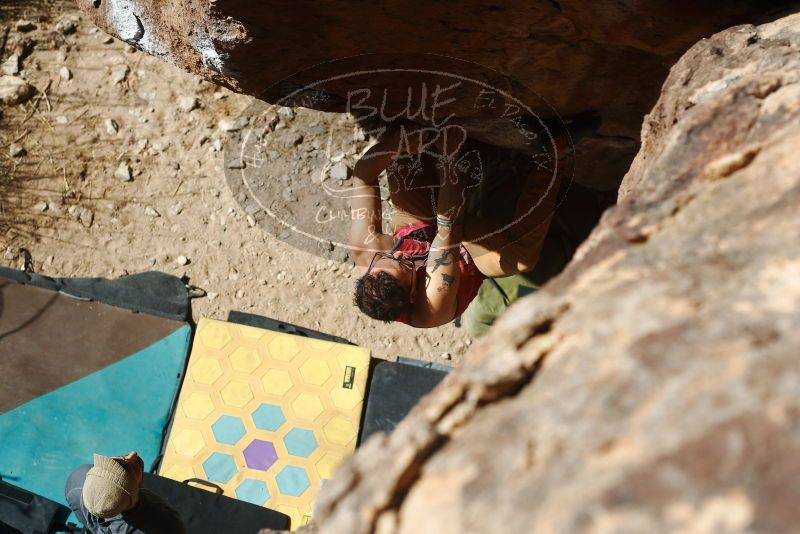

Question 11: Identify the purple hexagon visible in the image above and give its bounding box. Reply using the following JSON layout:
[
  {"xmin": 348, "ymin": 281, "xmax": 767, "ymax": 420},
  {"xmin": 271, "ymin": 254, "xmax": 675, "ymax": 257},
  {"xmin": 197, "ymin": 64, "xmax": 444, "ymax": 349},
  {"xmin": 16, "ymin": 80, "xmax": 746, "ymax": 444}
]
[{"xmin": 243, "ymin": 439, "xmax": 278, "ymax": 471}]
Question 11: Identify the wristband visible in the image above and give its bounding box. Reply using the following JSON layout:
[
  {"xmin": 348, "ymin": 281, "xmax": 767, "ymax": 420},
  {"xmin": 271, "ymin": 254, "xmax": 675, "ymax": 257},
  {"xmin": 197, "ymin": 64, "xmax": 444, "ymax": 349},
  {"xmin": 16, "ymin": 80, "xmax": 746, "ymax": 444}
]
[{"xmin": 436, "ymin": 214, "xmax": 454, "ymax": 229}]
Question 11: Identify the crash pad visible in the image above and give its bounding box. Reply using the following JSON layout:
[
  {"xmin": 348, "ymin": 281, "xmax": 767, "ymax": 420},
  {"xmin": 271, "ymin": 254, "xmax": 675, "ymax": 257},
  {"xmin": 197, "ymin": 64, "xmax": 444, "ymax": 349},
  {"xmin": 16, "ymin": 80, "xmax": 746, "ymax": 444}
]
[
  {"xmin": 360, "ymin": 359, "xmax": 449, "ymax": 444},
  {"xmin": 0, "ymin": 276, "xmax": 190, "ymax": 508},
  {"xmin": 159, "ymin": 318, "xmax": 370, "ymax": 530}
]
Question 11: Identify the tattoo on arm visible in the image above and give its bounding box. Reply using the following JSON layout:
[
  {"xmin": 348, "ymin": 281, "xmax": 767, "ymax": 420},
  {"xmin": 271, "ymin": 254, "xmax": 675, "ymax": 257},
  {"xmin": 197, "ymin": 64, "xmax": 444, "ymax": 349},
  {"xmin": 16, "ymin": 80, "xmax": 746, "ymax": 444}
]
[
  {"xmin": 437, "ymin": 273, "xmax": 456, "ymax": 293},
  {"xmin": 431, "ymin": 250, "xmax": 454, "ymax": 272}
]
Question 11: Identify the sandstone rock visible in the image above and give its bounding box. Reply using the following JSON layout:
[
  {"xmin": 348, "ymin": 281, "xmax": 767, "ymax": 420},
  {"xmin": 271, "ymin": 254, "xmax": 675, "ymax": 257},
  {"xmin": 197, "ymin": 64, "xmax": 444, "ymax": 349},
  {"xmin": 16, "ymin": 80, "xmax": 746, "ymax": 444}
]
[
  {"xmin": 0, "ymin": 75, "xmax": 35, "ymax": 105},
  {"xmin": 258, "ymin": 12, "xmax": 800, "ymax": 534},
  {"xmin": 78, "ymin": 1, "xmax": 797, "ymax": 191}
]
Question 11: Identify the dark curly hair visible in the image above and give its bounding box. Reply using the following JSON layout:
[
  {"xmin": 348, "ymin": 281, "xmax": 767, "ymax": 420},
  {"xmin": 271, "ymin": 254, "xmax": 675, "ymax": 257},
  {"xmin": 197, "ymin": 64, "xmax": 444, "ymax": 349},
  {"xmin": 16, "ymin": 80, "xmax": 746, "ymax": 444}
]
[{"xmin": 353, "ymin": 270, "xmax": 410, "ymax": 322}]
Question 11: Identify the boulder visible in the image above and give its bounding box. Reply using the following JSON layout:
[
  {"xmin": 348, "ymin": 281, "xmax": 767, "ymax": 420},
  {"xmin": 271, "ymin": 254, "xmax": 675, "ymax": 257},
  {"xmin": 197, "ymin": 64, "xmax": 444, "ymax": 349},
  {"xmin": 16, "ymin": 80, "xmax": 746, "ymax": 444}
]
[
  {"xmin": 253, "ymin": 12, "xmax": 800, "ymax": 534},
  {"xmin": 75, "ymin": 0, "xmax": 796, "ymax": 190}
]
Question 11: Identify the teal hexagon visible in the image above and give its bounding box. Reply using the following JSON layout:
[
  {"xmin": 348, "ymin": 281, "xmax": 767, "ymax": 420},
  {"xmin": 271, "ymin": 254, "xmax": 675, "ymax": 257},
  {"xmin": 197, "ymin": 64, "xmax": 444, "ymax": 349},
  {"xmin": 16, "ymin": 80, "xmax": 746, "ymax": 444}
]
[
  {"xmin": 235, "ymin": 478, "xmax": 270, "ymax": 505},
  {"xmin": 211, "ymin": 415, "xmax": 246, "ymax": 445},
  {"xmin": 276, "ymin": 465, "xmax": 310, "ymax": 497},
  {"xmin": 283, "ymin": 428, "xmax": 317, "ymax": 458},
  {"xmin": 202, "ymin": 452, "xmax": 237, "ymax": 484},
  {"xmin": 252, "ymin": 403, "xmax": 286, "ymax": 432}
]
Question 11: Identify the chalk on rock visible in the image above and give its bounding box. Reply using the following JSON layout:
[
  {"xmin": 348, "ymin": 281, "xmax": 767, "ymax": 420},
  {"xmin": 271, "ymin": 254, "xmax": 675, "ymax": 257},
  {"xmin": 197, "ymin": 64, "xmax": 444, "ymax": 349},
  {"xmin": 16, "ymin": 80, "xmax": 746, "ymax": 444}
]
[
  {"xmin": 9, "ymin": 143, "xmax": 26, "ymax": 157},
  {"xmin": 0, "ymin": 75, "xmax": 35, "ymax": 105},
  {"xmin": 114, "ymin": 161, "xmax": 132, "ymax": 182},
  {"xmin": 144, "ymin": 206, "xmax": 160, "ymax": 218},
  {"xmin": 59, "ymin": 66, "xmax": 72, "ymax": 81}
]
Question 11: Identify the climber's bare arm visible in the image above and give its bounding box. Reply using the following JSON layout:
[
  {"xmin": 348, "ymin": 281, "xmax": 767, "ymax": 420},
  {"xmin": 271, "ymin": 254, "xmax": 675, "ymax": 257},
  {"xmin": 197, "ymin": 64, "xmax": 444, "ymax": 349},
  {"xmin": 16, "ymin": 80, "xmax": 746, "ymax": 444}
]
[
  {"xmin": 411, "ymin": 133, "xmax": 466, "ymax": 327},
  {"xmin": 349, "ymin": 138, "xmax": 399, "ymax": 267}
]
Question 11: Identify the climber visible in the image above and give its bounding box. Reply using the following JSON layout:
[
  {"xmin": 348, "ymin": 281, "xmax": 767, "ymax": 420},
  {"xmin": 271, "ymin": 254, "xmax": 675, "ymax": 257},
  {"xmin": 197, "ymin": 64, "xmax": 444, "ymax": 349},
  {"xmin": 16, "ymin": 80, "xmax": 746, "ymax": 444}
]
[
  {"xmin": 65, "ymin": 451, "xmax": 186, "ymax": 534},
  {"xmin": 350, "ymin": 122, "xmax": 561, "ymax": 328}
]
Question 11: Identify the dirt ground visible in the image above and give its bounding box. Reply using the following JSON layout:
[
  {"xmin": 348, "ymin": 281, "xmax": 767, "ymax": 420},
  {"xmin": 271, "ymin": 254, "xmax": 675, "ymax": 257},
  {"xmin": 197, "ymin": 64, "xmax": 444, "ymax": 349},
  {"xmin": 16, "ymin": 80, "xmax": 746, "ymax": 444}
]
[{"xmin": 0, "ymin": 1, "xmax": 472, "ymax": 362}]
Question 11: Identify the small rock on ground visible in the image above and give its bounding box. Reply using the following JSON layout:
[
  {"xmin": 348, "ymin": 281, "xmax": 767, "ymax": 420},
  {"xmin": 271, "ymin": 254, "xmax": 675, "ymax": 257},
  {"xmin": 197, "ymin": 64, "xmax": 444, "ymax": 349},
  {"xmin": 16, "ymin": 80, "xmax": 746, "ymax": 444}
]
[
  {"xmin": 177, "ymin": 96, "xmax": 199, "ymax": 112},
  {"xmin": 105, "ymin": 118, "xmax": 119, "ymax": 135},
  {"xmin": 218, "ymin": 117, "xmax": 249, "ymax": 132},
  {"xmin": 329, "ymin": 162, "xmax": 350, "ymax": 180},
  {"xmin": 2, "ymin": 54, "xmax": 21, "ymax": 76},
  {"xmin": 16, "ymin": 20, "xmax": 37, "ymax": 32},
  {"xmin": 56, "ymin": 17, "xmax": 78, "ymax": 35},
  {"xmin": 114, "ymin": 161, "xmax": 132, "ymax": 182},
  {"xmin": 0, "ymin": 75, "xmax": 35, "ymax": 105}
]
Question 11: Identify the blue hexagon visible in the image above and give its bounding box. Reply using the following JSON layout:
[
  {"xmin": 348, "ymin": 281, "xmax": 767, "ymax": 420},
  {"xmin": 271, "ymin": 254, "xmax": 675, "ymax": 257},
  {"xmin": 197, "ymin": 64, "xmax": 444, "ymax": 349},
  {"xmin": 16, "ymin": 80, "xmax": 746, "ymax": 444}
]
[
  {"xmin": 283, "ymin": 428, "xmax": 317, "ymax": 458},
  {"xmin": 211, "ymin": 415, "xmax": 246, "ymax": 445},
  {"xmin": 202, "ymin": 452, "xmax": 237, "ymax": 484},
  {"xmin": 252, "ymin": 403, "xmax": 285, "ymax": 432},
  {"xmin": 235, "ymin": 478, "xmax": 270, "ymax": 505},
  {"xmin": 276, "ymin": 465, "xmax": 310, "ymax": 497}
]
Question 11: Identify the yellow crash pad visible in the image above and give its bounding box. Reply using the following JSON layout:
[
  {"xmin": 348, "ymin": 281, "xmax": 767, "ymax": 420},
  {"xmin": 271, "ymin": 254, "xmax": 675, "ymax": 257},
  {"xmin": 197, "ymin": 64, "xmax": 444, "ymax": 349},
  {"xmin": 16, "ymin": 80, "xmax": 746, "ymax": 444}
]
[{"xmin": 159, "ymin": 318, "xmax": 370, "ymax": 529}]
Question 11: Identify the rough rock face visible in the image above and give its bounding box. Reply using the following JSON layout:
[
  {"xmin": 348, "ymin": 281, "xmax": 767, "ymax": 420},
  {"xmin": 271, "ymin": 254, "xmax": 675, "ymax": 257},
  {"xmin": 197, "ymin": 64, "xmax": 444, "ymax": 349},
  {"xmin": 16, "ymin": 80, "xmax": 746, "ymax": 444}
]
[
  {"xmin": 262, "ymin": 13, "xmax": 800, "ymax": 534},
  {"xmin": 75, "ymin": 0, "xmax": 796, "ymax": 190}
]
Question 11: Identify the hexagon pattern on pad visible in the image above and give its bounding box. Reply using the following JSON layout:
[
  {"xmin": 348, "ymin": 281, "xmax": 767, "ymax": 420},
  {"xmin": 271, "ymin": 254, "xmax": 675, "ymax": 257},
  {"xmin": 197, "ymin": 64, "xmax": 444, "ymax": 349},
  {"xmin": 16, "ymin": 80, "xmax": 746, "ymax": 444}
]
[
  {"xmin": 159, "ymin": 318, "xmax": 371, "ymax": 530},
  {"xmin": 244, "ymin": 439, "xmax": 278, "ymax": 470}
]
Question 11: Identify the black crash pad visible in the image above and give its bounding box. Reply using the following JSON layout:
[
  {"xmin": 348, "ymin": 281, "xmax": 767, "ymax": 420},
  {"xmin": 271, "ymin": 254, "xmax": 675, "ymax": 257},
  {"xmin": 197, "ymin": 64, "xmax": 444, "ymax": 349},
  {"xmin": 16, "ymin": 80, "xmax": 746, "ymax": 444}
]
[
  {"xmin": 141, "ymin": 474, "xmax": 290, "ymax": 533},
  {"xmin": 359, "ymin": 359, "xmax": 449, "ymax": 444}
]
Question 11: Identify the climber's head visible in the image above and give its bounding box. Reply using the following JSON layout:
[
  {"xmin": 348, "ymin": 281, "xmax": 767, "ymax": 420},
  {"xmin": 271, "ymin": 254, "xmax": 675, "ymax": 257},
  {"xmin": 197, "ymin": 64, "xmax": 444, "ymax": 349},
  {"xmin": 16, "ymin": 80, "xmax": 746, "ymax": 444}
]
[{"xmin": 353, "ymin": 253, "xmax": 418, "ymax": 322}]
